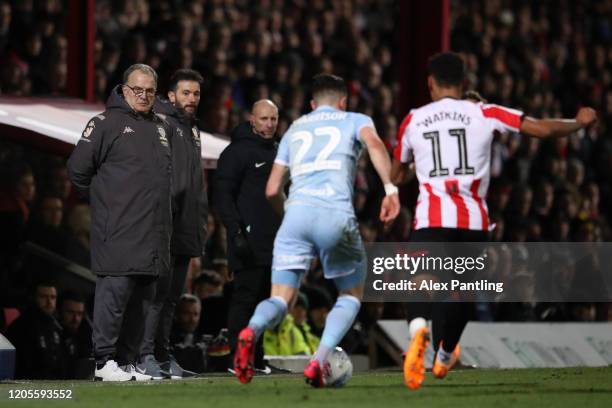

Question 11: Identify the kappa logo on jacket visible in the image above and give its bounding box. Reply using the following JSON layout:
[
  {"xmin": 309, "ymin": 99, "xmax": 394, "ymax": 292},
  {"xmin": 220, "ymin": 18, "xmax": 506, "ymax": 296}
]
[
  {"xmin": 177, "ymin": 128, "xmax": 184, "ymax": 138},
  {"xmin": 122, "ymin": 126, "xmax": 135, "ymax": 134}
]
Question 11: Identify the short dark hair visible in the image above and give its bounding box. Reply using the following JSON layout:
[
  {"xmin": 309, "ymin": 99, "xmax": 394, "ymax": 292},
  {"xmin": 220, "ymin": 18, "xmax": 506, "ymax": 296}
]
[
  {"xmin": 311, "ymin": 73, "xmax": 347, "ymax": 100},
  {"xmin": 463, "ymin": 90, "xmax": 487, "ymax": 103},
  {"xmin": 168, "ymin": 69, "xmax": 204, "ymax": 92},
  {"xmin": 295, "ymin": 292, "xmax": 309, "ymax": 310},
  {"xmin": 428, "ymin": 52, "xmax": 465, "ymax": 87},
  {"xmin": 59, "ymin": 289, "xmax": 85, "ymax": 307},
  {"xmin": 32, "ymin": 279, "xmax": 56, "ymax": 291},
  {"xmin": 178, "ymin": 293, "xmax": 201, "ymax": 308}
]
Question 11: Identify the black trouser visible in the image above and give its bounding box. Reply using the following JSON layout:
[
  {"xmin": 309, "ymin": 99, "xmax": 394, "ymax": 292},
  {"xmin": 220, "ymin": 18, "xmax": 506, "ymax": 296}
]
[
  {"xmin": 406, "ymin": 227, "xmax": 487, "ymax": 353},
  {"xmin": 227, "ymin": 266, "xmax": 271, "ymax": 368},
  {"xmin": 140, "ymin": 255, "xmax": 190, "ymax": 361},
  {"xmin": 92, "ymin": 275, "xmax": 156, "ymax": 365}
]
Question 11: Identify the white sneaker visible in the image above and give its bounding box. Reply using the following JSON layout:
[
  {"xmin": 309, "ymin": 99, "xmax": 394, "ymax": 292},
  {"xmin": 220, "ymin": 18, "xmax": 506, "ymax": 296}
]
[
  {"xmin": 94, "ymin": 360, "xmax": 134, "ymax": 382},
  {"xmin": 122, "ymin": 364, "xmax": 153, "ymax": 381}
]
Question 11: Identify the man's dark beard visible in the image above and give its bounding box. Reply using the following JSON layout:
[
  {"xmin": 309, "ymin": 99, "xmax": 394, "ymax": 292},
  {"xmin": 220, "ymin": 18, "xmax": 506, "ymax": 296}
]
[{"xmin": 176, "ymin": 103, "xmax": 196, "ymax": 118}]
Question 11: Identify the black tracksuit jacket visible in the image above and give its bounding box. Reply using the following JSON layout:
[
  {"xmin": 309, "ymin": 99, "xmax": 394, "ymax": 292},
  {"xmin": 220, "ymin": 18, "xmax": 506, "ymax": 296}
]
[
  {"xmin": 67, "ymin": 86, "xmax": 173, "ymax": 277},
  {"xmin": 214, "ymin": 122, "xmax": 282, "ymax": 271},
  {"xmin": 155, "ymin": 98, "xmax": 208, "ymax": 257}
]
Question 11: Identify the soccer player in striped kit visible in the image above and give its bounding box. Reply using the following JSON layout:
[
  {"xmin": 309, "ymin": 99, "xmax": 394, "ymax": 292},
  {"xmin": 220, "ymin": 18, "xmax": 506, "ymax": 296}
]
[{"xmin": 391, "ymin": 52, "xmax": 597, "ymax": 389}]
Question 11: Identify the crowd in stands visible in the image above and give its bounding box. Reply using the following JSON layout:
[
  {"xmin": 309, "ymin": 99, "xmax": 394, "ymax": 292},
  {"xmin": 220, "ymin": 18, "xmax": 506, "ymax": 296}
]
[
  {"xmin": 451, "ymin": 0, "xmax": 611, "ymax": 321},
  {"xmin": 0, "ymin": 0, "xmax": 68, "ymax": 96},
  {"xmin": 0, "ymin": 0, "xmax": 610, "ymax": 378}
]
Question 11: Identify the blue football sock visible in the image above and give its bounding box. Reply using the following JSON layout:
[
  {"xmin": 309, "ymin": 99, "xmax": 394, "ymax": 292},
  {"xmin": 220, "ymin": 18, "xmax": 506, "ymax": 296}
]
[
  {"xmin": 248, "ymin": 296, "xmax": 288, "ymax": 339},
  {"xmin": 314, "ymin": 295, "xmax": 361, "ymax": 364}
]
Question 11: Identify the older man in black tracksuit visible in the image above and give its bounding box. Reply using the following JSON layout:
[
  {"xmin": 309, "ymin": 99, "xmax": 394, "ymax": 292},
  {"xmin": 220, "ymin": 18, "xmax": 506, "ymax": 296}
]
[
  {"xmin": 214, "ymin": 100, "xmax": 282, "ymax": 370},
  {"xmin": 137, "ymin": 69, "xmax": 208, "ymax": 379},
  {"xmin": 67, "ymin": 64, "xmax": 172, "ymax": 382}
]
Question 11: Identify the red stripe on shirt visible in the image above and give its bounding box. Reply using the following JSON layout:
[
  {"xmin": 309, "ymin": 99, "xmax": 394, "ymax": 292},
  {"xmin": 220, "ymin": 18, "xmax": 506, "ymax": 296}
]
[
  {"xmin": 445, "ymin": 179, "xmax": 470, "ymax": 229},
  {"xmin": 470, "ymin": 179, "xmax": 489, "ymax": 230},
  {"xmin": 423, "ymin": 183, "xmax": 441, "ymax": 228},
  {"xmin": 481, "ymin": 106, "xmax": 521, "ymax": 129},
  {"xmin": 393, "ymin": 112, "xmax": 413, "ymax": 161}
]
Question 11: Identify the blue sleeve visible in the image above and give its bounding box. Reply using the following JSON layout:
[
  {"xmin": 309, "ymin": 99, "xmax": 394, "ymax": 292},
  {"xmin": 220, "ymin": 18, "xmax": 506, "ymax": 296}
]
[
  {"xmin": 352, "ymin": 113, "xmax": 376, "ymax": 142},
  {"xmin": 275, "ymin": 130, "xmax": 290, "ymax": 166}
]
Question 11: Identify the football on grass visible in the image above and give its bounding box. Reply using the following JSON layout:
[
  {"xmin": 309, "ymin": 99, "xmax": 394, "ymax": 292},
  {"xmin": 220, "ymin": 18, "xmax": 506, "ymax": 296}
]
[{"xmin": 325, "ymin": 347, "xmax": 353, "ymax": 387}]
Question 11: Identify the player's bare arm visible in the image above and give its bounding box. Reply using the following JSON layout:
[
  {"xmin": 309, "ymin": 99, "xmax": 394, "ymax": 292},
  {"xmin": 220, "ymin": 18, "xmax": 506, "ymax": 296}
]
[
  {"xmin": 360, "ymin": 126, "xmax": 400, "ymax": 226},
  {"xmin": 265, "ymin": 163, "xmax": 289, "ymax": 216},
  {"xmin": 391, "ymin": 159, "xmax": 415, "ymax": 186},
  {"xmin": 520, "ymin": 107, "xmax": 597, "ymax": 139}
]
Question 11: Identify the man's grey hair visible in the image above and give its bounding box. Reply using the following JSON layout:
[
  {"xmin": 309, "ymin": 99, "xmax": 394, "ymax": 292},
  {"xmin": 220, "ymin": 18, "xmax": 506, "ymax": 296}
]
[
  {"xmin": 123, "ymin": 63, "xmax": 158, "ymax": 85},
  {"xmin": 179, "ymin": 293, "xmax": 201, "ymax": 308}
]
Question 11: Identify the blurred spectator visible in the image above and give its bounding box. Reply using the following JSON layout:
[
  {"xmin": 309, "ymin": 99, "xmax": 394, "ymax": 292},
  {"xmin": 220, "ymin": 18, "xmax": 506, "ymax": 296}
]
[
  {"xmin": 193, "ymin": 270, "xmax": 223, "ymax": 300},
  {"xmin": 0, "ymin": 162, "xmax": 35, "ymax": 227},
  {"xmin": 169, "ymin": 294, "xmax": 206, "ymax": 374},
  {"xmin": 263, "ymin": 291, "xmax": 319, "ymax": 356},
  {"xmin": 0, "ymin": 0, "xmax": 68, "ymax": 95},
  {"xmin": 44, "ymin": 161, "xmax": 73, "ymax": 204},
  {"xmin": 59, "ymin": 290, "xmax": 92, "ymax": 379},
  {"xmin": 5, "ymin": 281, "xmax": 67, "ymax": 379},
  {"xmin": 0, "ymin": 163, "xmax": 36, "ymax": 266},
  {"xmin": 194, "ymin": 271, "xmax": 228, "ymax": 337},
  {"xmin": 201, "ymin": 213, "xmax": 223, "ymax": 269},
  {"xmin": 171, "ymin": 294, "xmax": 201, "ymax": 347},
  {"xmin": 27, "ymin": 195, "xmax": 66, "ymax": 254},
  {"xmin": 302, "ymin": 286, "xmax": 333, "ymax": 338},
  {"xmin": 290, "ymin": 292, "xmax": 320, "ymax": 352},
  {"xmin": 531, "ymin": 180, "xmax": 554, "ymax": 223}
]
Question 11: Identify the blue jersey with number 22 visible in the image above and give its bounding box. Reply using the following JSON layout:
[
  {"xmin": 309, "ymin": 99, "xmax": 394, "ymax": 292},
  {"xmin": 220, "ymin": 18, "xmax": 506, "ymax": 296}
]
[{"xmin": 275, "ymin": 105, "xmax": 376, "ymax": 214}]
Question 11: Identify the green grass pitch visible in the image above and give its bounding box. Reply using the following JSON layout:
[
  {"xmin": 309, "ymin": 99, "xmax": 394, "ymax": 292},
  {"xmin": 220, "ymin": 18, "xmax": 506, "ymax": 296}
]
[{"xmin": 1, "ymin": 367, "xmax": 611, "ymax": 408}]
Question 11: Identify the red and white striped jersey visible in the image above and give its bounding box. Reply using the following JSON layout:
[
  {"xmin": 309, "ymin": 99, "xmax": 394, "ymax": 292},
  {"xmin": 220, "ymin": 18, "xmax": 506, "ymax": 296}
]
[{"xmin": 394, "ymin": 97, "xmax": 523, "ymax": 231}]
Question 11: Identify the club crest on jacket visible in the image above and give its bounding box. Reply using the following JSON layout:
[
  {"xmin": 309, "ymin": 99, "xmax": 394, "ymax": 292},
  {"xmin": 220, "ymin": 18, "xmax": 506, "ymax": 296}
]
[{"xmin": 157, "ymin": 125, "xmax": 169, "ymax": 146}]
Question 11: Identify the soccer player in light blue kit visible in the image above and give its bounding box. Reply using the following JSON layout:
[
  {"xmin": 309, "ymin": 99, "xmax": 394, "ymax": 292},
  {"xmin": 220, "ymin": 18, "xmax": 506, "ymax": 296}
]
[{"xmin": 234, "ymin": 74, "xmax": 400, "ymax": 387}]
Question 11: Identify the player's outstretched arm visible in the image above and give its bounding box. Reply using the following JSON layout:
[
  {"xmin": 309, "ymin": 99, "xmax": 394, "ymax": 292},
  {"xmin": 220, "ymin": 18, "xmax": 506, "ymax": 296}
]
[
  {"xmin": 360, "ymin": 127, "xmax": 400, "ymax": 227},
  {"xmin": 520, "ymin": 107, "xmax": 597, "ymax": 139},
  {"xmin": 391, "ymin": 159, "xmax": 415, "ymax": 186},
  {"xmin": 265, "ymin": 163, "xmax": 289, "ymax": 216}
]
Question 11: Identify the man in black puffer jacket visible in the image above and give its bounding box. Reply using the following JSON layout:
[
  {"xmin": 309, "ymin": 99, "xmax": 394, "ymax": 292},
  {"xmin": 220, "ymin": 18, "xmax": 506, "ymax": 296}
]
[
  {"xmin": 137, "ymin": 69, "xmax": 208, "ymax": 379},
  {"xmin": 214, "ymin": 99, "xmax": 282, "ymax": 369},
  {"xmin": 68, "ymin": 64, "xmax": 172, "ymax": 382}
]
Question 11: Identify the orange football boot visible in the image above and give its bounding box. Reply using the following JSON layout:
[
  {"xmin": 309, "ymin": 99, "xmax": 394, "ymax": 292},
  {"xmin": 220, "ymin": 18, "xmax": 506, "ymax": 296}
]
[
  {"xmin": 432, "ymin": 342, "xmax": 461, "ymax": 379},
  {"xmin": 403, "ymin": 327, "xmax": 430, "ymax": 390}
]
